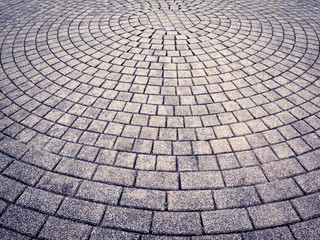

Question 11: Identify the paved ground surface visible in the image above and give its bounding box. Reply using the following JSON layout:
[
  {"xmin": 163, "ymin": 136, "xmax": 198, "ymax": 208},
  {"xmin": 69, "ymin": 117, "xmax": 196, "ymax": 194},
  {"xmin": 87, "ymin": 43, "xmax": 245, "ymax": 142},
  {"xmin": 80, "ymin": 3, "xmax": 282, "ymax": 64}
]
[{"xmin": 0, "ymin": 0, "xmax": 319, "ymax": 239}]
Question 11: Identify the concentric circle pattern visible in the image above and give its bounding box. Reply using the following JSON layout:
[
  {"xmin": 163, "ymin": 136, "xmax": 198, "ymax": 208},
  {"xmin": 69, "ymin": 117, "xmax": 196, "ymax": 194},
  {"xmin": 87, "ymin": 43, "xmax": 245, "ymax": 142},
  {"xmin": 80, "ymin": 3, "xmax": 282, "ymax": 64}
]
[{"xmin": 0, "ymin": 0, "xmax": 319, "ymax": 238}]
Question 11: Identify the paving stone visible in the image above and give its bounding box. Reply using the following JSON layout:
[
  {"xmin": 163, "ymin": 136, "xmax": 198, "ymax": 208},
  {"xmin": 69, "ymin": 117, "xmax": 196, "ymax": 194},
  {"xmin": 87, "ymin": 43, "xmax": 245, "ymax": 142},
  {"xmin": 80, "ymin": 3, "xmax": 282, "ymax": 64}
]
[
  {"xmin": 0, "ymin": 175, "xmax": 25, "ymax": 202},
  {"xmin": 136, "ymin": 171, "xmax": 179, "ymax": 190},
  {"xmin": 59, "ymin": 142, "xmax": 82, "ymax": 157},
  {"xmin": 0, "ymin": 199, "xmax": 7, "ymax": 214},
  {"xmin": 0, "ymin": 137, "xmax": 28, "ymax": 159},
  {"xmin": 192, "ymin": 141, "xmax": 212, "ymax": 155},
  {"xmin": 133, "ymin": 139, "xmax": 153, "ymax": 154},
  {"xmin": 120, "ymin": 188, "xmax": 165, "ymax": 210},
  {"xmin": 223, "ymin": 166, "xmax": 267, "ymax": 187},
  {"xmin": 77, "ymin": 146, "xmax": 99, "ymax": 161},
  {"xmin": 55, "ymin": 157, "xmax": 96, "ymax": 179},
  {"xmin": 153, "ymin": 141, "xmax": 172, "ymax": 155},
  {"xmin": 95, "ymin": 134, "xmax": 116, "ymax": 149},
  {"xmin": 214, "ymin": 186, "xmax": 260, "ymax": 209},
  {"xmin": 229, "ymin": 137, "xmax": 251, "ymax": 151},
  {"xmin": 39, "ymin": 216, "xmax": 92, "ymax": 240},
  {"xmin": 246, "ymin": 133, "xmax": 268, "ymax": 149},
  {"xmin": 168, "ymin": 190, "xmax": 214, "ymax": 211},
  {"xmin": 0, "ymin": 152, "xmax": 14, "ymax": 171},
  {"xmin": 90, "ymin": 227, "xmax": 140, "ymax": 240},
  {"xmin": 271, "ymin": 143, "xmax": 296, "ymax": 159},
  {"xmin": 3, "ymin": 161, "xmax": 44, "ymax": 185},
  {"xmin": 217, "ymin": 153, "xmax": 240, "ymax": 170},
  {"xmin": 135, "ymin": 154, "xmax": 156, "ymax": 170},
  {"xmin": 57, "ymin": 197, "xmax": 105, "ymax": 224},
  {"xmin": 235, "ymin": 151, "xmax": 259, "ymax": 167},
  {"xmin": 191, "ymin": 234, "xmax": 241, "ymax": 240},
  {"xmin": 177, "ymin": 156, "xmax": 198, "ymax": 171},
  {"xmin": 202, "ymin": 209, "xmax": 253, "ymax": 234},
  {"xmin": 93, "ymin": 165, "xmax": 136, "ymax": 186},
  {"xmin": 181, "ymin": 171, "xmax": 224, "ymax": 190},
  {"xmin": 0, "ymin": 228, "xmax": 31, "ymax": 240},
  {"xmin": 198, "ymin": 155, "xmax": 219, "ymax": 170},
  {"xmin": 37, "ymin": 172, "xmax": 81, "ymax": 196},
  {"xmin": 248, "ymin": 201, "xmax": 300, "ymax": 228},
  {"xmin": 115, "ymin": 152, "xmax": 136, "ymax": 168},
  {"xmin": 101, "ymin": 206, "xmax": 152, "ymax": 233},
  {"xmin": 0, "ymin": 205, "xmax": 47, "ymax": 237},
  {"xmin": 21, "ymin": 148, "xmax": 60, "ymax": 170},
  {"xmin": 17, "ymin": 187, "xmax": 63, "ymax": 214},
  {"xmin": 114, "ymin": 137, "xmax": 134, "ymax": 151},
  {"xmin": 297, "ymin": 149, "xmax": 320, "ymax": 171},
  {"xmin": 76, "ymin": 180, "xmax": 122, "ymax": 204},
  {"xmin": 153, "ymin": 212, "xmax": 201, "ymax": 235},
  {"xmin": 95, "ymin": 149, "xmax": 117, "ymax": 165},
  {"xmin": 256, "ymin": 178, "xmax": 303, "ymax": 203},
  {"xmin": 254, "ymin": 146, "xmax": 278, "ymax": 163},
  {"xmin": 210, "ymin": 139, "xmax": 232, "ymax": 154},
  {"xmin": 143, "ymin": 236, "xmax": 191, "ymax": 240},
  {"xmin": 291, "ymin": 193, "xmax": 320, "ymax": 220},
  {"xmin": 156, "ymin": 155, "xmax": 177, "ymax": 171},
  {"xmin": 242, "ymin": 226, "xmax": 294, "ymax": 240},
  {"xmin": 262, "ymin": 129, "xmax": 284, "ymax": 144},
  {"xmin": 262, "ymin": 158, "xmax": 305, "ymax": 180},
  {"xmin": 295, "ymin": 170, "xmax": 320, "ymax": 193},
  {"xmin": 290, "ymin": 217, "xmax": 320, "ymax": 240}
]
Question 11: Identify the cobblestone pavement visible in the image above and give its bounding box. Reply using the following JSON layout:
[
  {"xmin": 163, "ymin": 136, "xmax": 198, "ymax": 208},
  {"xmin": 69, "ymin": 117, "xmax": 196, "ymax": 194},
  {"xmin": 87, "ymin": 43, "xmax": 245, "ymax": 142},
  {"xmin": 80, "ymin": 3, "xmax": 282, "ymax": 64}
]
[{"xmin": 0, "ymin": 0, "xmax": 319, "ymax": 239}]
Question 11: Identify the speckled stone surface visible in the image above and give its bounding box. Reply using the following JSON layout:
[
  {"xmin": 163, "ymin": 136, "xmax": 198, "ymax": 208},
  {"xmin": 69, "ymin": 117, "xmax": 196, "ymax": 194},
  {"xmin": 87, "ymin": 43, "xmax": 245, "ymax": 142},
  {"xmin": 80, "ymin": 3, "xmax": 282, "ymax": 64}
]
[{"xmin": 0, "ymin": 0, "xmax": 319, "ymax": 238}]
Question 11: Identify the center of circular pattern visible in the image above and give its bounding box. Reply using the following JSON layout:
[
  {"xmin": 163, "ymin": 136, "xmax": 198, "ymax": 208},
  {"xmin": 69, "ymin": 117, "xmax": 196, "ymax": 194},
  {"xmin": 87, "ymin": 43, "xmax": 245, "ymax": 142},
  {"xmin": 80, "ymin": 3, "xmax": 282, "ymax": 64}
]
[{"xmin": 137, "ymin": 10, "xmax": 202, "ymax": 32}]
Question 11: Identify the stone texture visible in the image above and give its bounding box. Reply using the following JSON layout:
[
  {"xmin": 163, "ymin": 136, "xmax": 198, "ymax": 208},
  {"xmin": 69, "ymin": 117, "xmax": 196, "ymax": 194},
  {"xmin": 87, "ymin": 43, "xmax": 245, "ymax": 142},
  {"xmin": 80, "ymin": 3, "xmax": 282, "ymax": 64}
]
[
  {"xmin": 136, "ymin": 171, "xmax": 179, "ymax": 190},
  {"xmin": 192, "ymin": 234, "xmax": 241, "ymax": 240},
  {"xmin": 0, "ymin": 228, "xmax": 31, "ymax": 240},
  {"xmin": 17, "ymin": 187, "xmax": 63, "ymax": 214},
  {"xmin": 291, "ymin": 193, "xmax": 320, "ymax": 220},
  {"xmin": 0, "ymin": 0, "xmax": 319, "ymax": 238},
  {"xmin": 102, "ymin": 206, "xmax": 152, "ymax": 233},
  {"xmin": 76, "ymin": 180, "xmax": 122, "ymax": 204},
  {"xmin": 120, "ymin": 188, "xmax": 166, "ymax": 210},
  {"xmin": 248, "ymin": 202, "xmax": 300, "ymax": 228},
  {"xmin": 223, "ymin": 166, "xmax": 267, "ymax": 187},
  {"xmin": 297, "ymin": 149, "xmax": 320, "ymax": 171},
  {"xmin": 37, "ymin": 172, "xmax": 81, "ymax": 196},
  {"xmin": 262, "ymin": 158, "xmax": 305, "ymax": 180},
  {"xmin": 181, "ymin": 171, "xmax": 224, "ymax": 190},
  {"xmin": 256, "ymin": 178, "xmax": 303, "ymax": 203},
  {"xmin": 0, "ymin": 152, "xmax": 13, "ymax": 171},
  {"xmin": 202, "ymin": 209, "xmax": 253, "ymax": 234},
  {"xmin": 57, "ymin": 197, "xmax": 105, "ymax": 224},
  {"xmin": 3, "ymin": 161, "xmax": 44, "ymax": 185},
  {"xmin": 93, "ymin": 165, "xmax": 136, "ymax": 186},
  {"xmin": 90, "ymin": 227, "xmax": 140, "ymax": 240},
  {"xmin": 295, "ymin": 170, "xmax": 320, "ymax": 193},
  {"xmin": 39, "ymin": 216, "xmax": 92, "ymax": 240},
  {"xmin": 21, "ymin": 148, "xmax": 60, "ymax": 170},
  {"xmin": 0, "ymin": 137, "xmax": 28, "ymax": 159},
  {"xmin": 55, "ymin": 157, "xmax": 96, "ymax": 179},
  {"xmin": 214, "ymin": 186, "xmax": 260, "ymax": 209},
  {"xmin": 0, "ymin": 205, "xmax": 47, "ymax": 237},
  {"xmin": 0, "ymin": 175, "xmax": 25, "ymax": 202},
  {"xmin": 290, "ymin": 218, "xmax": 320, "ymax": 240},
  {"xmin": 168, "ymin": 190, "xmax": 214, "ymax": 211},
  {"xmin": 153, "ymin": 212, "xmax": 202, "ymax": 235},
  {"xmin": 242, "ymin": 227, "xmax": 294, "ymax": 240}
]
